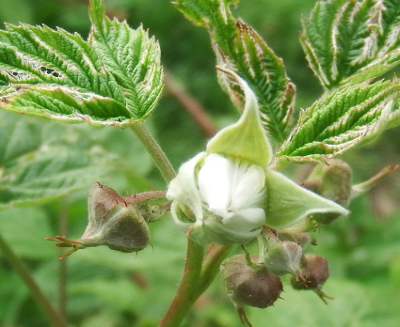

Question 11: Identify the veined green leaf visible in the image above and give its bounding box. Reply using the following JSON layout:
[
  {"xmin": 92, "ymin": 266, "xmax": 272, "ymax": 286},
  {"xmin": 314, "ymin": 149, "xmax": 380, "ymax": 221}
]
[
  {"xmin": 88, "ymin": 0, "xmax": 163, "ymax": 120},
  {"xmin": 174, "ymin": 0, "xmax": 295, "ymax": 143},
  {"xmin": 0, "ymin": 110, "xmax": 41, "ymax": 164},
  {"xmin": 302, "ymin": 0, "xmax": 400, "ymax": 89},
  {"xmin": 0, "ymin": 148, "xmax": 107, "ymax": 209},
  {"xmin": 278, "ymin": 81, "xmax": 400, "ymax": 161},
  {"xmin": 0, "ymin": 0, "xmax": 163, "ymax": 126},
  {"xmin": 0, "ymin": 111, "xmax": 108, "ymax": 209}
]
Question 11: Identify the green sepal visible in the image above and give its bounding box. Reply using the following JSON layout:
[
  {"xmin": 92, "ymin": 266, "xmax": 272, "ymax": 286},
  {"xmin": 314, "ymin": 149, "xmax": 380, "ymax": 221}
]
[
  {"xmin": 207, "ymin": 68, "xmax": 273, "ymax": 167},
  {"xmin": 263, "ymin": 170, "xmax": 349, "ymax": 230}
]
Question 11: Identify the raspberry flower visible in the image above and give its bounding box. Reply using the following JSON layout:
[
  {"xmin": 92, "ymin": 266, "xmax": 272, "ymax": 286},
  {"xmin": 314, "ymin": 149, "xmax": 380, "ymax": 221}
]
[{"xmin": 167, "ymin": 67, "xmax": 348, "ymax": 245}]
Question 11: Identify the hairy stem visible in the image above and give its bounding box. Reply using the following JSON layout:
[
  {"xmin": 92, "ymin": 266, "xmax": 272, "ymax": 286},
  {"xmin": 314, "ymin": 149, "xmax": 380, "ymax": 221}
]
[
  {"xmin": 160, "ymin": 239, "xmax": 204, "ymax": 327},
  {"xmin": 130, "ymin": 122, "xmax": 176, "ymax": 183},
  {"xmin": 0, "ymin": 232, "xmax": 67, "ymax": 327},
  {"xmin": 197, "ymin": 243, "xmax": 232, "ymax": 297}
]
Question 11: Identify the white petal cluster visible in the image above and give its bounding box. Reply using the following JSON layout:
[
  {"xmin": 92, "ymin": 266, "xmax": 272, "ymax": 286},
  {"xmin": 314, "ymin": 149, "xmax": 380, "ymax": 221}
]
[
  {"xmin": 198, "ymin": 154, "xmax": 266, "ymax": 232},
  {"xmin": 167, "ymin": 152, "xmax": 267, "ymax": 244}
]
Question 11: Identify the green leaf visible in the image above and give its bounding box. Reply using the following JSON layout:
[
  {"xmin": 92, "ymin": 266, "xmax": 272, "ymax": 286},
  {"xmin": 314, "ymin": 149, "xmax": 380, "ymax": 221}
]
[
  {"xmin": 88, "ymin": 0, "xmax": 163, "ymax": 120},
  {"xmin": 0, "ymin": 0, "xmax": 163, "ymax": 126},
  {"xmin": 174, "ymin": 0, "xmax": 295, "ymax": 143},
  {"xmin": 0, "ymin": 111, "xmax": 108, "ymax": 209},
  {"xmin": 0, "ymin": 207, "xmax": 56, "ymax": 259},
  {"xmin": 302, "ymin": 0, "xmax": 400, "ymax": 89},
  {"xmin": 248, "ymin": 278, "xmax": 400, "ymax": 327},
  {"xmin": 0, "ymin": 148, "xmax": 107, "ymax": 209},
  {"xmin": 278, "ymin": 81, "xmax": 400, "ymax": 161},
  {"xmin": 0, "ymin": 110, "xmax": 41, "ymax": 164}
]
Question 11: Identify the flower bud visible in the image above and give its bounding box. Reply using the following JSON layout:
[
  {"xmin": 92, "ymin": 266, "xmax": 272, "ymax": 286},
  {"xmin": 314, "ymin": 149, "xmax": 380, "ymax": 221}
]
[
  {"xmin": 265, "ymin": 240, "xmax": 303, "ymax": 276},
  {"xmin": 46, "ymin": 183, "xmax": 150, "ymax": 258},
  {"xmin": 221, "ymin": 254, "xmax": 283, "ymax": 309},
  {"xmin": 84, "ymin": 183, "xmax": 150, "ymax": 252},
  {"xmin": 258, "ymin": 229, "xmax": 302, "ymax": 276},
  {"xmin": 291, "ymin": 253, "xmax": 332, "ymax": 303},
  {"xmin": 168, "ymin": 152, "xmax": 267, "ymax": 245}
]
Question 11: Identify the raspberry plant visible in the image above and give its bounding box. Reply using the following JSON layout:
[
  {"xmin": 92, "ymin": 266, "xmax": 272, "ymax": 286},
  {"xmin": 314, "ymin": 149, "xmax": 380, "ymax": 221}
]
[{"xmin": 1, "ymin": 0, "xmax": 400, "ymax": 326}]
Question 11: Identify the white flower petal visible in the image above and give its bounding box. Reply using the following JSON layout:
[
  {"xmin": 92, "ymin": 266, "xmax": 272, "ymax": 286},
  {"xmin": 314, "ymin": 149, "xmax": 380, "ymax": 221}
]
[
  {"xmin": 222, "ymin": 207, "xmax": 265, "ymax": 232},
  {"xmin": 230, "ymin": 164, "xmax": 266, "ymax": 211},
  {"xmin": 167, "ymin": 152, "xmax": 206, "ymax": 220},
  {"xmin": 198, "ymin": 154, "xmax": 232, "ymax": 215}
]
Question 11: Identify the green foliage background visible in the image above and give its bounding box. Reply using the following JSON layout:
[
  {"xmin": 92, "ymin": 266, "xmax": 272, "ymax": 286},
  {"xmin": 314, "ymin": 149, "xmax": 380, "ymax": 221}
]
[{"xmin": 0, "ymin": 0, "xmax": 400, "ymax": 326}]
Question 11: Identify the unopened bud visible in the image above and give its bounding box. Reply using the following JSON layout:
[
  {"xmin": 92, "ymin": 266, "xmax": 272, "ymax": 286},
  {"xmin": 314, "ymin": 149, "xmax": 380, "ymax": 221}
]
[
  {"xmin": 265, "ymin": 240, "xmax": 302, "ymax": 276},
  {"xmin": 46, "ymin": 183, "xmax": 151, "ymax": 258},
  {"xmin": 259, "ymin": 229, "xmax": 302, "ymax": 276},
  {"xmin": 221, "ymin": 254, "xmax": 283, "ymax": 309}
]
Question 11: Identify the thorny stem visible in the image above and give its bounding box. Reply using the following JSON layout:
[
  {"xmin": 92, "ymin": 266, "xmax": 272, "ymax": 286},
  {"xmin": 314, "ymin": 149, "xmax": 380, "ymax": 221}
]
[
  {"xmin": 0, "ymin": 232, "xmax": 68, "ymax": 327},
  {"xmin": 160, "ymin": 243, "xmax": 233, "ymax": 327}
]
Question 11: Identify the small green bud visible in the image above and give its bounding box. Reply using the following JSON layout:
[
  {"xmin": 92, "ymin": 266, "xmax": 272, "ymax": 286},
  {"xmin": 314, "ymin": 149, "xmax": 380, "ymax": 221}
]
[
  {"xmin": 265, "ymin": 240, "xmax": 302, "ymax": 276},
  {"xmin": 259, "ymin": 229, "xmax": 302, "ymax": 276},
  {"xmin": 221, "ymin": 254, "xmax": 283, "ymax": 309},
  {"xmin": 46, "ymin": 183, "xmax": 152, "ymax": 258}
]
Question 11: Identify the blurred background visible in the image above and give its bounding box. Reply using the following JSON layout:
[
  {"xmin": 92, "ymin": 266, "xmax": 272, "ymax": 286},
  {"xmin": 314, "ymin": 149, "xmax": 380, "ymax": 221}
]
[{"xmin": 0, "ymin": 0, "xmax": 400, "ymax": 326}]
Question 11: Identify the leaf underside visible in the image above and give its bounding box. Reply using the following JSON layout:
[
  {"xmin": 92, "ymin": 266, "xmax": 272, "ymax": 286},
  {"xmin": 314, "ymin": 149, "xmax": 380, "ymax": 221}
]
[
  {"xmin": 174, "ymin": 0, "xmax": 295, "ymax": 144},
  {"xmin": 0, "ymin": 0, "xmax": 163, "ymax": 127}
]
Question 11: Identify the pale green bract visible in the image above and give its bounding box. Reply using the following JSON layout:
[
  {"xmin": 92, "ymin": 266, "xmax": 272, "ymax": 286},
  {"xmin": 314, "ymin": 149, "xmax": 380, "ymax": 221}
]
[{"xmin": 0, "ymin": 0, "xmax": 163, "ymax": 127}]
